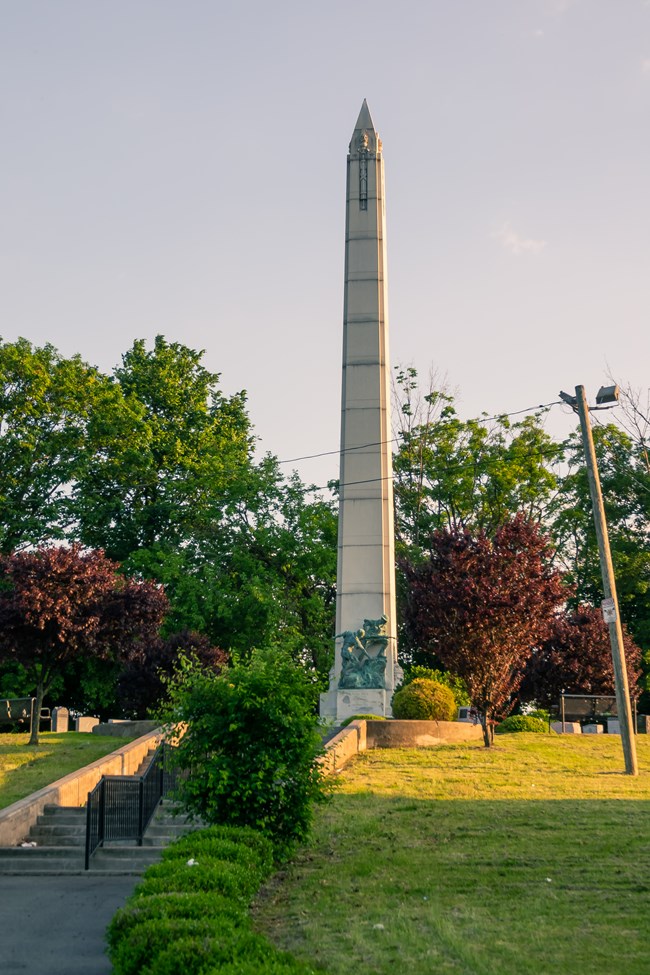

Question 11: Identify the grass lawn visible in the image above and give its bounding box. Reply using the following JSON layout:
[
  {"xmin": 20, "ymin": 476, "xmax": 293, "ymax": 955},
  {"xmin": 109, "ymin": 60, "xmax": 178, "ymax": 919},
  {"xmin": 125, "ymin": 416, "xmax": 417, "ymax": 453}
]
[
  {"xmin": 254, "ymin": 734, "xmax": 650, "ymax": 975},
  {"xmin": 0, "ymin": 732, "xmax": 134, "ymax": 810}
]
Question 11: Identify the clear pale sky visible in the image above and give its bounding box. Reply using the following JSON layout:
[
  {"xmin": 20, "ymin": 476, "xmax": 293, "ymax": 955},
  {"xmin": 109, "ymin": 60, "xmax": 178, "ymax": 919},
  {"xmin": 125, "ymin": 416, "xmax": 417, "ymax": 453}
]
[{"xmin": 2, "ymin": 1, "xmax": 649, "ymax": 488}]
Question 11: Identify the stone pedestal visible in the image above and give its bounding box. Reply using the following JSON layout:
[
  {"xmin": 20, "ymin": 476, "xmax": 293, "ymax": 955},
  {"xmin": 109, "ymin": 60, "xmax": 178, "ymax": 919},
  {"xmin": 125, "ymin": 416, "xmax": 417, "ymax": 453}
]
[
  {"xmin": 607, "ymin": 718, "xmax": 621, "ymax": 735},
  {"xmin": 320, "ymin": 688, "xmax": 390, "ymax": 725},
  {"xmin": 582, "ymin": 723, "xmax": 604, "ymax": 734}
]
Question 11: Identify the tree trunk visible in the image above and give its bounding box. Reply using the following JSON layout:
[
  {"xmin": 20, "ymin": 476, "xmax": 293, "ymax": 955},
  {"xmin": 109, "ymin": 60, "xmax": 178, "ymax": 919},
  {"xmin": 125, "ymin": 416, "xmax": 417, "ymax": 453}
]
[
  {"xmin": 481, "ymin": 715, "xmax": 492, "ymax": 748},
  {"xmin": 28, "ymin": 679, "xmax": 45, "ymax": 746}
]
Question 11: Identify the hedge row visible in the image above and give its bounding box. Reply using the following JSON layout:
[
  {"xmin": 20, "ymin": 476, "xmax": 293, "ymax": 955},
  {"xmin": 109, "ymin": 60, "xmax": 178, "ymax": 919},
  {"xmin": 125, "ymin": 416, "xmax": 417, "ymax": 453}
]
[{"xmin": 106, "ymin": 825, "xmax": 316, "ymax": 975}]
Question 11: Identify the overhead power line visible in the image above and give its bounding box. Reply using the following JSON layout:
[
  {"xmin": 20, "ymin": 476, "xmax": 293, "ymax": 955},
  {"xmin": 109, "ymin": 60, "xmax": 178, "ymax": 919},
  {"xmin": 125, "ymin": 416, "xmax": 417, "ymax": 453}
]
[{"xmin": 278, "ymin": 399, "xmax": 562, "ymax": 466}]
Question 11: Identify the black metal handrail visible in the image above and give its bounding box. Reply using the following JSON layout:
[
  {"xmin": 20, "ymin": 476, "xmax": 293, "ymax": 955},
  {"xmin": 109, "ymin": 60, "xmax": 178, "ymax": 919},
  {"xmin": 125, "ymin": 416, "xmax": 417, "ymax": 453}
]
[{"xmin": 85, "ymin": 742, "xmax": 178, "ymax": 869}]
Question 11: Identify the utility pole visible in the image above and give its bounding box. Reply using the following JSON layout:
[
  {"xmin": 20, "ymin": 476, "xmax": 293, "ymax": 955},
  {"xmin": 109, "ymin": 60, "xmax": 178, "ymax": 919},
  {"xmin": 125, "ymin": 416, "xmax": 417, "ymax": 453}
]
[{"xmin": 574, "ymin": 384, "xmax": 638, "ymax": 776}]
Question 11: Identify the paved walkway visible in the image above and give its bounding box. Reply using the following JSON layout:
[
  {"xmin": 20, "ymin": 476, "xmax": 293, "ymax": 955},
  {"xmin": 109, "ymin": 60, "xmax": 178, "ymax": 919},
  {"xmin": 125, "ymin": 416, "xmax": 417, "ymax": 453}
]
[{"xmin": 0, "ymin": 875, "xmax": 138, "ymax": 974}]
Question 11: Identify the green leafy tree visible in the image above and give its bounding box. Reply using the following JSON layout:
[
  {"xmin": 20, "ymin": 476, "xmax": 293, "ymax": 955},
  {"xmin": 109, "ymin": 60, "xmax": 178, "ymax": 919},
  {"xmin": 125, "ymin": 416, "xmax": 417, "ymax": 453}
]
[
  {"xmin": 392, "ymin": 366, "xmax": 563, "ymax": 555},
  {"xmin": 554, "ymin": 424, "xmax": 650, "ymax": 652},
  {"xmin": 75, "ymin": 335, "xmax": 251, "ymax": 562},
  {"xmin": 126, "ymin": 458, "xmax": 338, "ymax": 682},
  {"xmin": 0, "ymin": 337, "xmax": 131, "ymax": 551}
]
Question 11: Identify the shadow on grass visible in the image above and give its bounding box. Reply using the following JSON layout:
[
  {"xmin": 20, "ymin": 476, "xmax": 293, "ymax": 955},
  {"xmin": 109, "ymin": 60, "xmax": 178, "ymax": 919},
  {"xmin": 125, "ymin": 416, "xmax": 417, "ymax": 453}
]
[{"xmin": 256, "ymin": 794, "xmax": 650, "ymax": 975}]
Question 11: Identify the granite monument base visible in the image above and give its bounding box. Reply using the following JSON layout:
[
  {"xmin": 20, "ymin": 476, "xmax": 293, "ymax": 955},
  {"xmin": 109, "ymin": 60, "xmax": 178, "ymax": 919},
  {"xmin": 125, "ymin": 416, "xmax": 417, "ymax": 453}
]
[{"xmin": 320, "ymin": 687, "xmax": 390, "ymax": 723}]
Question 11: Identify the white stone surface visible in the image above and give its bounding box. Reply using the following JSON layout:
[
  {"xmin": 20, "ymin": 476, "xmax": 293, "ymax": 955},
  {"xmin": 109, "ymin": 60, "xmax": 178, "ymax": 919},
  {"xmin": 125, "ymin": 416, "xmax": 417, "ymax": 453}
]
[
  {"xmin": 75, "ymin": 716, "xmax": 100, "ymax": 733},
  {"xmin": 551, "ymin": 721, "xmax": 581, "ymax": 734},
  {"xmin": 320, "ymin": 101, "xmax": 399, "ymax": 723}
]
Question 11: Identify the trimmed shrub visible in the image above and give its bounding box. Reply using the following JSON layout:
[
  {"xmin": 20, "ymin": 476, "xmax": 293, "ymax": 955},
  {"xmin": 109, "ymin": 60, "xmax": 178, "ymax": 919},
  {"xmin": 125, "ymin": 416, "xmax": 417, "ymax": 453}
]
[
  {"xmin": 106, "ymin": 826, "xmax": 318, "ymax": 975},
  {"xmin": 399, "ymin": 666, "xmax": 470, "ymax": 707},
  {"xmin": 339, "ymin": 713, "xmax": 386, "ymax": 727},
  {"xmin": 495, "ymin": 715, "xmax": 550, "ymax": 734},
  {"xmin": 133, "ymin": 857, "xmax": 258, "ymax": 902},
  {"xmin": 143, "ymin": 935, "xmax": 315, "ymax": 975},
  {"xmin": 111, "ymin": 918, "xmax": 269, "ymax": 975},
  {"xmin": 391, "ymin": 678, "xmax": 457, "ymax": 720},
  {"xmin": 106, "ymin": 892, "xmax": 248, "ymax": 956},
  {"xmin": 164, "ymin": 825, "xmax": 275, "ymax": 876}
]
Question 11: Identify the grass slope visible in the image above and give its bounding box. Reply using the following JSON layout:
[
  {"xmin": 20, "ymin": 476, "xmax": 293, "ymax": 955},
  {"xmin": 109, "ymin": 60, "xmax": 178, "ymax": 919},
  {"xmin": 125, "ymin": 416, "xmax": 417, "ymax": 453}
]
[
  {"xmin": 0, "ymin": 732, "xmax": 135, "ymax": 810},
  {"xmin": 255, "ymin": 735, "xmax": 650, "ymax": 975}
]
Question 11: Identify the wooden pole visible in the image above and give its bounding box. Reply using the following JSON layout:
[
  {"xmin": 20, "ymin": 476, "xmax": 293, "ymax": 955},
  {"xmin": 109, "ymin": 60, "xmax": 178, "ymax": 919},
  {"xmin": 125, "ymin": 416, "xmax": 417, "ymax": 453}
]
[{"xmin": 575, "ymin": 385, "xmax": 638, "ymax": 775}]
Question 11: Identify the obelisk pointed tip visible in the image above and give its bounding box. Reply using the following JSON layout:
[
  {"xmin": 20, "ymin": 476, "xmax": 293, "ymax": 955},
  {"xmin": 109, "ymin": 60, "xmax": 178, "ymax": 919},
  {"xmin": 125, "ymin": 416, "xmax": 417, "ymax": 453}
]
[
  {"xmin": 350, "ymin": 100, "xmax": 381, "ymax": 153},
  {"xmin": 353, "ymin": 99, "xmax": 375, "ymax": 135}
]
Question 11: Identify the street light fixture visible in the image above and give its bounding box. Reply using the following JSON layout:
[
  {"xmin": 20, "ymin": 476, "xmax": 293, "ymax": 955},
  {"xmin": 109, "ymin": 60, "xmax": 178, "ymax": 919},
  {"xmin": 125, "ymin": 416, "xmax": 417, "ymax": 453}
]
[{"xmin": 560, "ymin": 384, "xmax": 638, "ymax": 776}]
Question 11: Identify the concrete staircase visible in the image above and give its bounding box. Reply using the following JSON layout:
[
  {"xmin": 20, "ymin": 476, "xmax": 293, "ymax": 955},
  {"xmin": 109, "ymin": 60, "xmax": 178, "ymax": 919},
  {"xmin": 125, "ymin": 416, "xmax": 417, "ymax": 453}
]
[{"xmin": 0, "ymin": 748, "xmax": 197, "ymax": 876}]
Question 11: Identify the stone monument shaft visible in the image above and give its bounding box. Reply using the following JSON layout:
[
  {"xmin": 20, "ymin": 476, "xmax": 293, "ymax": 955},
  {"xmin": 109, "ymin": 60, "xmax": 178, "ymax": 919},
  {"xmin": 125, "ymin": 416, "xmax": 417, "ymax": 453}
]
[{"xmin": 321, "ymin": 101, "xmax": 399, "ymax": 721}]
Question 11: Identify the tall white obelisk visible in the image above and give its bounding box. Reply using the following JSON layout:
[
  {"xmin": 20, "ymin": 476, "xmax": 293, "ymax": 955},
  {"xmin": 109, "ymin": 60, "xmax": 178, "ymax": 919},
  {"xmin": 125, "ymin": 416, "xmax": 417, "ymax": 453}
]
[{"xmin": 320, "ymin": 101, "xmax": 400, "ymax": 723}]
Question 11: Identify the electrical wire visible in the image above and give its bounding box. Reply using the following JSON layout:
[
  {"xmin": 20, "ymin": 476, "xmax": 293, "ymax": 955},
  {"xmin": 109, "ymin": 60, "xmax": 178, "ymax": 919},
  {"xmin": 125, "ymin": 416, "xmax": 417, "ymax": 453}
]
[{"xmin": 278, "ymin": 399, "xmax": 561, "ymax": 466}]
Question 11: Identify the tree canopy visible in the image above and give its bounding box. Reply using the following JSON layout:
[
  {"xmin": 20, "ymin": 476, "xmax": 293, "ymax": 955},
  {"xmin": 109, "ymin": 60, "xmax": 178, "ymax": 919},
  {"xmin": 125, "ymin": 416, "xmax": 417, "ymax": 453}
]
[{"xmin": 0, "ymin": 545, "xmax": 168, "ymax": 742}]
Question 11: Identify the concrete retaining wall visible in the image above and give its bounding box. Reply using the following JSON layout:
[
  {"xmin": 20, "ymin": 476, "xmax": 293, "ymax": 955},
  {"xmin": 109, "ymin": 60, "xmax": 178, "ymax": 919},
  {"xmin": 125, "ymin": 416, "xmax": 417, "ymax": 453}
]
[
  {"xmin": 0, "ymin": 728, "xmax": 162, "ymax": 847},
  {"xmin": 322, "ymin": 718, "xmax": 483, "ymax": 773}
]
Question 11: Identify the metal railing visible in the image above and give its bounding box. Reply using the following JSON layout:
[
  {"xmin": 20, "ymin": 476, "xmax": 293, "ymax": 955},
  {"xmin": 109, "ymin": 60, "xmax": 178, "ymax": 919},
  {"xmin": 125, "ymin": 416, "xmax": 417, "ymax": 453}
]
[{"xmin": 85, "ymin": 742, "xmax": 178, "ymax": 869}]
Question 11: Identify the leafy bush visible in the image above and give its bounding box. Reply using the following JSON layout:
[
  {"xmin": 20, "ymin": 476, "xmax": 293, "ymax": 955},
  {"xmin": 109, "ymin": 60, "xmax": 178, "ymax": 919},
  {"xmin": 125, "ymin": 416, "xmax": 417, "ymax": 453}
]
[
  {"xmin": 162, "ymin": 649, "xmax": 330, "ymax": 853},
  {"xmin": 495, "ymin": 715, "xmax": 550, "ymax": 734},
  {"xmin": 107, "ymin": 826, "xmax": 318, "ymax": 975},
  {"xmin": 399, "ymin": 666, "xmax": 470, "ymax": 707},
  {"xmin": 164, "ymin": 824, "xmax": 275, "ymax": 875},
  {"xmin": 111, "ymin": 917, "xmax": 268, "ymax": 975},
  {"xmin": 144, "ymin": 937, "xmax": 315, "ymax": 975},
  {"xmin": 391, "ymin": 678, "xmax": 457, "ymax": 720},
  {"xmin": 526, "ymin": 708, "xmax": 550, "ymax": 723},
  {"xmin": 107, "ymin": 892, "xmax": 247, "ymax": 955},
  {"xmin": 339, "ymin": 713, "xmax": 386, "ymax": 727},
  {"xmin": 161, "ymin": 836, "xmax": 269, "ymax": 878},
  {"xmin": 133, "ymin": 857, "xmax": 258, "ymax": 902}
]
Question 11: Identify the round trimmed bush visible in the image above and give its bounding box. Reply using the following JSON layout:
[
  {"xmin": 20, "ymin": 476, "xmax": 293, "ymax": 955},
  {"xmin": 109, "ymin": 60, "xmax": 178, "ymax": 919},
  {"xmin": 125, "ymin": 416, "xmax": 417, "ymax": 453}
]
[
  {"xmin": 165, "ymin": 825, "xmax": 275, "ymax": 876},
  {"xmin": 141, "ymin": 933, "xmax": 303, "ymax": 975},
  {"xmin": 495, "ymin": 715, "xmax": 550, "ymax": 734},
  {"xmin": 133, "ymin": 857, "xmax": 257, "ymax": 903},
  {"xmin": 391, "ymin": 678, "xmax": 457, "ymax": 721},
  {"xmin": 107, "ymin": 892, "xmax": 248, "ymax": 957},
  {"xmin": 339, "ymin": 713, "xmax": 386, "ymax": 727}
]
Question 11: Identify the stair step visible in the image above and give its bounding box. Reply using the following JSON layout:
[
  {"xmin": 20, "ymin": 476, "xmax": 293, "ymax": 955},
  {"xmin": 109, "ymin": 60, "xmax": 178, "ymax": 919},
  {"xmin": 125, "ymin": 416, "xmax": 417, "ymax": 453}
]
[
  {"xmin": 30, "ymin": 823, "xmax": 85, "ymax": 837},
  {"xmin": 0, "ymin": 846, "xmax": 84, "ymax": 859},
  {"xmin": 144, "ymin": 823, "xmax": 193, "ymax": 837},
  {"xmin": 28, "ymin": 830, "xmax": 85, "ymax": 847},
  {"xmin": 37, "ymin": 811, "xmax": 85, "ymax": 826},
  {"xmin": 42, "ymin": 804, "xmax": 86, "ymax": 818}
]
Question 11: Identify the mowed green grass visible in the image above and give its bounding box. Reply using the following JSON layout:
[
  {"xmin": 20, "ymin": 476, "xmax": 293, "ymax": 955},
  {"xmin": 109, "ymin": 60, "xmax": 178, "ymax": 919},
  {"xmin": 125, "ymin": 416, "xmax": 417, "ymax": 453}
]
[
  {"xmin": 255, "ymin": 735, "xmax": 650, "ymax": 975},
  {"xmin": 0, "ymin": 732, "xmax": 134, "ymax": 809}
]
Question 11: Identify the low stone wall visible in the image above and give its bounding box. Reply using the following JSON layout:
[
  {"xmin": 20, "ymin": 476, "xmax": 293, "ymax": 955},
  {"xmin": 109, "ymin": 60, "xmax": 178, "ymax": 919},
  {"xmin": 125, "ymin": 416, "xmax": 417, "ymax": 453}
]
[
  {"xmin": 322, "ymin": 718, "xmax": 483, "ymax": 773},
  {"xmin": 366, "ymin": 719, "xmax": 484, "ymax": 749},
  {"xmin": 0, "ymin": 728, "xmax": 162, "ymax": 847},
  {"xmin": 92, "ymin": 720, "xmax": 159, "ymax": 738}
]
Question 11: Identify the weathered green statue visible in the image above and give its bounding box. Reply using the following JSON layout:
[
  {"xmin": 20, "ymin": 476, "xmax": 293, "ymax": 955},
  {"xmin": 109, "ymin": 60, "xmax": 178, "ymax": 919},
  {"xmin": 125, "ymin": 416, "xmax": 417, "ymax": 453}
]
[{"xmin": 337, "ymin": 616, "xmax": 389, "ymax": 690}]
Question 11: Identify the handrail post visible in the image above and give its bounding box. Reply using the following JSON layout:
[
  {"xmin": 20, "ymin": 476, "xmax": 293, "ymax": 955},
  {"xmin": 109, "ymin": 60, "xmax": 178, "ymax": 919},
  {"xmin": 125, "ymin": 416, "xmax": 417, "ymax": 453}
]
[
  {"xmin": 98, "ymin": 779, "xmax": 105, "ymax": 848},
  {"xmin": 138, "ymin": 777, "xmax": 144, "ymax": 846},
  {"xmin": 84, "ymin": 791, "xmax": 92, "ymax": 871}
]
